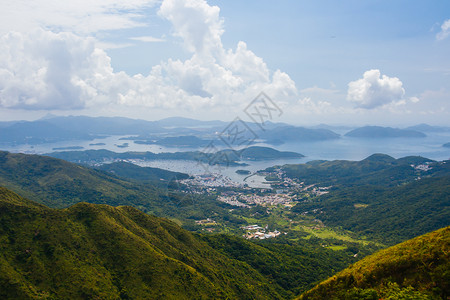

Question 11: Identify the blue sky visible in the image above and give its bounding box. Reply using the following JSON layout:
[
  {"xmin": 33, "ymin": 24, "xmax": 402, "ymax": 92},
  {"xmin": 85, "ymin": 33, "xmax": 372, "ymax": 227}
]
[{"xmin": 0, "ymin": 0, "xmax": 449, "ymax": 125}]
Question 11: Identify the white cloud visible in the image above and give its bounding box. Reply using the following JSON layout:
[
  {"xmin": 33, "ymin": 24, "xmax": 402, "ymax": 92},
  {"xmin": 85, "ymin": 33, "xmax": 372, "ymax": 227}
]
[
  {"xmin": 409, "ymin": 96, "xmax": 420, "ymax": 103},
  {"xmin": 436, "ymin": 19, "xmax": 450, "ymax": 40},
  {"xmin": 347, "ymin": 69, "xmax": 405, "ymax": 109},
  {"xmin": 0, "ymin": 0, "xmax": 298, "ymax": 112},
  {"xmin": 0, "ymin": 30, "xmax": 96, "ymax": 109},
  {"xmin": 294, "ymin": 97, "xmax": 333, "ymax": 115},
  {"xmin": 0, "ymin": 0, "xmax": 158, "ymax": 35},
  {"xmin": 130, "ymin": 36, "xmax": 166, "ymax": 42},
  {"xmin": 159, "ymin": 0, "xmax": 224, "ymax": 55}
]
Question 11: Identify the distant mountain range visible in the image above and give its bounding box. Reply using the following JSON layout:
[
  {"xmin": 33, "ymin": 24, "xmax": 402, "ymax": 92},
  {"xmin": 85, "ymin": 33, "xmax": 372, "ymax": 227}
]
[
  {"xmin": 0, "ymin": 121, "xmax": 96, "ymax": 144},
  {"xmin": 2, "ymin": 115, "xmax": 448, "ymax": 147}
]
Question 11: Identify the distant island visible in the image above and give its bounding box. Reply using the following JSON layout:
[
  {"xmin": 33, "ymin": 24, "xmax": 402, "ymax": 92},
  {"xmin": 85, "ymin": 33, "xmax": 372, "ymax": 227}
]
[
  {"xmin": 236, "ymin": 169, "xmax": 251, "ymax": 175},
  {"xmin": 52, "ymin": 146, "xmax": 85, "ymax": 151},
  {"xmin": 46, "ymin": 146, "xmax": 304, "ymax": 166},
  {"xmin": 89, "ymin": 142, "xmax": 106, "ymax": 146},
  {"xmin": 443, "ymin": 142, "xmax": 450, "ymax": 148},
  {"xmin": 134, "ymin": 135, "xmax": 212, "ymax": 147},
  {"xmin": 345, "ymin": 126, "xmax": 426, "ymax": 138},
  {"xmin": 237, "ymin": 146, "xmax": 304, "ymax": 160},
  {"xmin": 115, "ymin": 143, "xmax": 129, "ymax": 148}
]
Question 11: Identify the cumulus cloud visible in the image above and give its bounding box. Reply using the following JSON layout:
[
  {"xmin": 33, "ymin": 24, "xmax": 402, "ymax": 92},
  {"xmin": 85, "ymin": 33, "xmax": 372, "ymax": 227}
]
[
  {"xmin": 0, "ymin": 30, "xmax": 96, "ymax": 109},
  {"xmin": 0, "ymin": 0, "xmax": 297, "ymax": 112},
  {"xmin": 436, "ymin": 19, "xmax": 450, "ymax": 40},
  {"xmin": 159, "ymin": 0, "xmax": 224, "ymax": 55},
  {"xmin": 347, "ymin": 69, "xmax": 405, "ymax": 109}
]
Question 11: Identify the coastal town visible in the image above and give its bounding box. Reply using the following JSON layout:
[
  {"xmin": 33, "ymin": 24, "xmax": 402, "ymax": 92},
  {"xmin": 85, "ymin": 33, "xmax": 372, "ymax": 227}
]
[
  {"xmin": 172, "ymin": 167, "xmax": 335, "ymax": 239},
  {"xmin": 178, "ymin": 167, "xmax": 332, "ymax": 208}
]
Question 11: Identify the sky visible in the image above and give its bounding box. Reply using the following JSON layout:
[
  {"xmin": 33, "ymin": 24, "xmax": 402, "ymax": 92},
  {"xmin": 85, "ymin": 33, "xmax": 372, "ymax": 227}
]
[{"xmin": 0, "ymin": 0, "xmax": 449, "ymax": 126}]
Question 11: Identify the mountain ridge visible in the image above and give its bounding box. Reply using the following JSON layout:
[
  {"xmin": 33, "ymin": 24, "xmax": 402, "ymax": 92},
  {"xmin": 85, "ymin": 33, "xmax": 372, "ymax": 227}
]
[{"xmin": 298, "ymin": 226, "xmax": 450, "ymax": 299}]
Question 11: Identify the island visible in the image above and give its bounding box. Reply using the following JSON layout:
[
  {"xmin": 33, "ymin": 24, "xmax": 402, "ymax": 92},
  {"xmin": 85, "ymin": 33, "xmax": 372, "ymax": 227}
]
[
  {"xmin": 46, "ymin": 146, "xmax": 304, "ymax": 166},
  {"xmin": 236, "ymin": 169, "xmax": 251, "ymax": 175},
  {"xmin": 52, "ymin": 146, "xmax": 84, "ymax": 151},
  {"xmin": 345, "ymin": 126, "xmax": 426, "ymax": 138},
  {"xmin": 115, "ymin": 143, "xmax": 129, "ymax": 148},
  {"xmin": 260, "ymin": 126, "xmax": 340, "ymax": 144}
]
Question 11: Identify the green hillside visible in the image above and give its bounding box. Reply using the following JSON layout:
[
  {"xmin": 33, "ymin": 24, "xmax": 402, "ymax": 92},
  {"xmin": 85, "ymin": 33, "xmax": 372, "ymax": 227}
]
[
  {"xmin": 292, "ymin": 175, "xmax": 450, "ymax": 244},
  {"xmin": 274, "ymin": 154, "xmax": 436, "ymax": 187},
  {"xmin": 0, "ymin": 187, "xmax": 282, "ymax": 299},
  {"xmin": 298, "ymin": 226, "xmax": 450, "ymax": 300},
  {"xmin": 0, "ymin": 151, "xmax": 227, "ymax": 223},
  {"xmin": 95, "ymin": 161, "xmax": 189, "ymax": 184},
  {"xmin": 0, "ymin": 151, "xmax": 164, "ymax": 210}
]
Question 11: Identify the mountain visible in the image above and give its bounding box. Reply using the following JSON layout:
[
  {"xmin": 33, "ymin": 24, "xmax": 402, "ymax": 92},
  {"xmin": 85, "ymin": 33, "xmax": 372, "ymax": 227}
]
[
  {"xmin": 0, "ymin": 121, "xmax": 19, "ymax": 128},
  {"xmin": 0, "ymin": 150, "xmax": 262, "ymax": 230},
  {"xmin": 44, "ymin": 115, "xmax": 164, "ymax": 135},
  {"xmin": 443, "ymin": 142, "xmax": 450, "ymax": 148},
  {"xmin": 156, "ymin": 116, "xmax": 226, "ymax": 128},
  {"xmin": 272, "ymin": 154, "xmax": 435, "ymax": 188},
  {"xmin": 0, "ymin": 121, "xmax": 94, "ymax": 144},
  {"xmin": 292, "ymin": 175, "xmax": 450, "ymax": 245},
  {"xmin": 345, "ymin": 126, "xmax": 426, "ymax": 138},
  {"xmin": 266, "ymin": 155, "xmax": 449, "ymax": 244},
  {"xmin": 0, "ymin": 150, "xmax": 231, "ymax": 224},
  {"xmin": 260, "ymin": 126, "xmax": 340, "ymax": 144},
  {"xmin": 407, "ymin": 123, "xmax": 450, "ymax": 132},
  {"xmin": 298, "ymin": 226, "xmax": 450, "ymax": 300},
  {"xmin": 0, "ymin": 187, "xmax": 282, "ymax": 299}
]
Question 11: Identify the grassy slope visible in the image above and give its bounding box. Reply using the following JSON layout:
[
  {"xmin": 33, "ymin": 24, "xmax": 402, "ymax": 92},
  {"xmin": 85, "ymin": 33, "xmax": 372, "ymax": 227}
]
[
  {"xmin": 0, "ymin": 187, "xmax": 282, "ymax": 299},
  {"xmin": 298, "ymin": 226, "xmax": 450, "ymax": 300}
]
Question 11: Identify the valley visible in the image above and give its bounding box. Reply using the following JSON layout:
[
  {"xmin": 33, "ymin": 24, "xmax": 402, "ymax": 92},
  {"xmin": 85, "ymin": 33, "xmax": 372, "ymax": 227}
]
[{"xmin": 0, "ymin": 116, "xmax": 449, "ymax": 299}]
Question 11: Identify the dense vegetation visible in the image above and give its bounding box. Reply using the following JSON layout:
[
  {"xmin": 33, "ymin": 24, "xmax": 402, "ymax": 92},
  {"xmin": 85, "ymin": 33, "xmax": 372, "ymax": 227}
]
[
  {"xmin": 1, "ymin": 187, "xmax": 447, "ymax": 299},
  {"xmin": 298, "ymin": 226, "xmax": 450, "ymax": 300},
  {"xmin": 270, "ymin": 153, "xmax": 436, "ymax": 187},
  {"xmin": 293, "ymin": 176, "xmax": 450, "ymax": 244},
  {"xmin": 0, "ymin": 187, "xmax": 283, "ymax": 299},
  {"xmin": 201, "ymin": 234, "xmax": 364, "ymax": 297},
  {"xmin": 277, "ymin": 155, "xmax": 450, "ymax": 245},
  {"xmin": 1, "ymin": 150, "xmax": 449, "ymax": 298}
]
